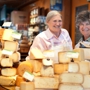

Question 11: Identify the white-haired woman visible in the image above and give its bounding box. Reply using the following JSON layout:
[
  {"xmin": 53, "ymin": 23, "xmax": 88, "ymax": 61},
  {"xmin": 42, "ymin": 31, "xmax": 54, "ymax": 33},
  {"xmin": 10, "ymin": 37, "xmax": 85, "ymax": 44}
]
[{"xmin": 28, "ymin": 10, "xmax": 73, "ymax": 63}]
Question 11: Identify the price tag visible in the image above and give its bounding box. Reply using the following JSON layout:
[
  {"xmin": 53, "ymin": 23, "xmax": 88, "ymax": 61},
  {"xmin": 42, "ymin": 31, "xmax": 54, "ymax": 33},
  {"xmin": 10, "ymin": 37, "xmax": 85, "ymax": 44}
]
[
  {"xmin": 2, "ymin": 49, "xmax": 13, "ymax": 55},
  {"xmin": 12, "ymin": 31, "xmax": 22, "ymax": 39},
  {"xmin": 66, "ymin": 51, "xmax": 79, "ymax": 58},
  {"xmin": 23, "ymin": 71, "xmax": 34, "ymax": 81}
]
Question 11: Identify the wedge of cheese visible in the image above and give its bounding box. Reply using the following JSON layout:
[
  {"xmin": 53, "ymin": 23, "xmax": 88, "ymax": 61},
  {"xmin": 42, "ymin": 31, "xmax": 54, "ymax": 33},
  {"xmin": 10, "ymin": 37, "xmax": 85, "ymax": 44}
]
[
  {"xmin": 73, "ymin": 48, "xmax": 84, "ymax": 61},
  {"xmin": 9, "ymin": 52, "xmax": 20, "ymax": 62},
  {"xmin": 78, "ymin": 61, "xmax": 89, "ymax": 75},
  {"xmin": 20, "ymin": 82, "xmax": 35, "ymax": 90},
  {"xmin": 59, "ymin": 84, "xmax": 83, "ymax": 90},
  {"xmin": 1, "ymin": 58, "xmax": 13, "ymax": 67},
  {"xmin": 29, "ymin": 48, "xmax": 44, "ymax": 59},
  {"xmin": 60, "ymin": 73, "xmax": 83, "ymax": 84},
  {"xmin": 4, "ymin": 41, "xmax": 18, "ymax": 52},
  {"xmin": 0, "ymin": 76, "xmax": 16, "ymax": 86},
  {"xmin": 35, "ymin": 77, "xmax": 59, "ymax": 89},
  {"xmin": 2, "ymin": 29, "xmax": 14, "ymax": 41},
  {"xmin": 58, "ymin": 52, "xmax": 72, "ymax": 63},
  {"xmin": 29, "ymin": 60, "xmax": 42, "ymax": 73},
  {"xmin": 54, "ymin": 64, "xmax": 68, "ymax": 74},
  {"xmin": 68, "ymin": 62, "xmax": 79, "ymax": 73},
  {"xmin": 82, "ymin": 75, "xmax": 90, "ymax": 88},
  {"xmin": 1, "ymin": 68, "xmax": 16, "ymax": 76},
  {"xmin": 40, "ymin": 66, "xmax": 54, "ymax": 77},
  {"xmin": 17, "ymin": 61, "xmax": 33, "ymax": 76}
]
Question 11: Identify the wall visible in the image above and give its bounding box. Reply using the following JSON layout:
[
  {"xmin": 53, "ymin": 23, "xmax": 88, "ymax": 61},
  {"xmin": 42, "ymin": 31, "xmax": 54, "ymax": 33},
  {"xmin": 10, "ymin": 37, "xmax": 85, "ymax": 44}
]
[{"xmin": 71, "ymin": 0, "xmax": 90, "ymax": 47}]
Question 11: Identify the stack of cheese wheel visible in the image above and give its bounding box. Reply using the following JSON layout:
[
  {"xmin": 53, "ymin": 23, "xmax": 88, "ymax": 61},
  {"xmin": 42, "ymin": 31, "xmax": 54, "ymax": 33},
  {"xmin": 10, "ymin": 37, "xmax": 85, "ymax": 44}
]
[
  {"xmin": 57, "ymin": 48, "xmax": 90, "ymax": 90},
  {"xmin": 0, "ymin": 29, "xmax": 21, "ymax": 89},
  {"xmin": 16, "ymin": 60, "xmax": 34, "ymax": 90},
  {"xmin": 28, "ymin": 48, "xmax": 59, "ymax": 90}
]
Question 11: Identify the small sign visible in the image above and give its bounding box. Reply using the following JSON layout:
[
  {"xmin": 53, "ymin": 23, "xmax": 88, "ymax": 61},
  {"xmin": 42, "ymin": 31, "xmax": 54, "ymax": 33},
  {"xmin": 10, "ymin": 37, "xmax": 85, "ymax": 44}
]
[
  {"xmin": 12, "ymin": 31, "xmax": 22, "ymax": 39},
  {"xmin": 23, "ymin": 71, "xmax": 34, "ymax": 81},
  {"xmin": 2, "ymin": 49, "xmax": 13, "ymax": 55}
]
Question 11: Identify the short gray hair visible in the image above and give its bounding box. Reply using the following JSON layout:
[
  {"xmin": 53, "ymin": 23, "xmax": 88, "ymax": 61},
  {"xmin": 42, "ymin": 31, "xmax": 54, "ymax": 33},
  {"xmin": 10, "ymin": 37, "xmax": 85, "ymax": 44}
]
[{"xmin": 46, "ymin": 10, "xmax": 62, "ymax": 23}]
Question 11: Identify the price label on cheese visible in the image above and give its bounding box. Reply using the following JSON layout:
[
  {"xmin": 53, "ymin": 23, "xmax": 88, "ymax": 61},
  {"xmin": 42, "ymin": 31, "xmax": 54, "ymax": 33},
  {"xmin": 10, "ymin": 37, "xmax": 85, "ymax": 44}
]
[
  {"xmin": 23, "ymin": 71, "xmax": 34, "ymax": 81},
  {"xmin": 66, "ymin": 51, "xmax": 79, "ymax": 58},
  {"xmin": 12, "ymin": 31, "xmax": 22, "ymax": 39},
  {"xmin": 2, "ymin": 49, "xmax": 13, "ymax": 55}
]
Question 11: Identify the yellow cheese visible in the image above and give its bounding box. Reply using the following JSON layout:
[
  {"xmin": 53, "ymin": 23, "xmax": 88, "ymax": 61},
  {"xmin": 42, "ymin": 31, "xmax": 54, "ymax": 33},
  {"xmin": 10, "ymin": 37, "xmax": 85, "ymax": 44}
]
[
  {"xmin": 35, "ymin": 76, "xmax": 59, "ymax": 89},
  {"xmin": 60, "ymin": 73, "xmax": 83, "ymax": 84},
  {"xmin": 17, "ymin": 61, "xmax": 33, "ymax": 76},
  {"xmin": 82, "ymin": 75, "xmax": 90, "ymax": 88},
  {"xmin": 68, "ymin": 62, "xmax": 79, "ymax": 73},
  {"xmin": 54, "ymin": 64, "xmax": 68, "ymax": 74},
  {"xmin": 78, "ymin": 61, "xmax": 89, "ymax": 75},
  {"xmin": 59, "ymin": 84, "xmax": 83, "ymax": 90},
  {"xmin": 9, "ymin": 52, "xmax": 20, "ymax": 62},
  {"xmin": 40, "ymin": 66, "xmax": 54, "ymax": 77},
  {"xmin": 0, "ymin": 76, "xmax": 16, "ymax": 86},
  {"xmin": 29, "ymin": 48, "xmax": 44, "ymax": 59},
  {"xmin": 2, "ymin": 29, "xmax": 14, "ymax": 41},
  {"xmin": 20, "ymin": 82, "xmax": 35, "ymax": 90},
  {"xmin": 73, "ymin": 48, "xmax": 84, "ymax": 61},
  {"xmin": 1, "ymin": 58, "xmax": 13, "ymax": 67},
  {"xmin": 1, "ymin": 68, "xmax": 16, "ymax": 76},
  {"xmin": 29, "ymin": 60, "xmax": 42, "ymax": 73},
  {"xmin": 4, "ymin": 41, "xmax": 18, "ymax": 52},
  {"xmin": 16, "ymin": 75, "xmax": 25, "ymax": 87},
  {"xmin": 58, "ymin": 52, "xmax": 72, "ymax": 63}
]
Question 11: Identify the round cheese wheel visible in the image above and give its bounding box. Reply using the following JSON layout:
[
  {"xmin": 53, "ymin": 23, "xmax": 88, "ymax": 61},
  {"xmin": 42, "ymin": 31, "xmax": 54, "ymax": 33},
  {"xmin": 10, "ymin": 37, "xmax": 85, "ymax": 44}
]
[
  {"xmin": 1, "ymin": 68, "xmax": 16, "ymax": 76},
  {"xmin": 17, "ymin": 61, "xmax": 33, "ymax": 76},
  {"xmin": 42, "ymin": 58, "xmax": 53, "ymax": 66}
]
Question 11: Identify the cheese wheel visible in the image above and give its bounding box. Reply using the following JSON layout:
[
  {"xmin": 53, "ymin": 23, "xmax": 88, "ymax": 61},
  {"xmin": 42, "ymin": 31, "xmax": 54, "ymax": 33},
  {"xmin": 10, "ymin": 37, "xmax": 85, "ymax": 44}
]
[
  {"xmin": 35, "ymin": 77, "xmax": 59, "ymax": 89},
  {"xmin": 1, "ymin": 58, "xmax": 13, "ymax": 67},
  {"xmin": 0, "ymin": 76, "xmax": 16, "ymax": 86},
  {"xmin": 40, "ymin": 66, "xmax": 54, "ymax": 77},
  {"xmin": 20, "ymin": 82, "xmax": 35, "ymax": 90},
  {"xmin": 60, "ymin": 73, "xmax": 83, "ymax": 84},
  {"xmin": 2, "ymin": 29, "xmax": 14, "ymax": 41},
  {"xmin": 42, "ymin": 58, "xmax": 53, "ymax": 66},
  {"xmin": 4, "ymin": 41, "xmax": 19, "ymax": 52},
  {"xmin": 68, "ymin": 62, "xmax": 79, "ymax": 73},
  {"xmin": 17, "ymin": 61, "xmax": 33, "ymax": 76},
  {"xmin": 29, "ymin": 60, "xmax": 42, "ymax": 73},
  {"xmin": 16, "ymin": 75, "xmax": 25, "ymax": 87},
  {"xmin": 78, "ymin": 61, "xmax": 89, "ymax": 75},
  {"xmin": 59, "ymin": 84, "xmax": 83, "ymax": 90},
  {"xmin": 54, "ymin": 64, "xmax": 68, "ymax": 74},
  {"xmin": 73, "ymin": 48, "xmax": 84, "ymax": 61},
  {"xmin": 82, "ymin": 75, "xmax": 90, "ymax": 88},
  {"xmin": 58, "ymin": 52, "xmax": 72, "ymax": 63},
  {"xmin": 29, "ymin": 48, "xmax": 44, "ymax": 59},
  {"xmin": 9, "ymin": 52, "xmax": 21, "ymax": 62},
  {"xmin": 1, "ymin": 68, "xmax": 16, "ymax": 76}
]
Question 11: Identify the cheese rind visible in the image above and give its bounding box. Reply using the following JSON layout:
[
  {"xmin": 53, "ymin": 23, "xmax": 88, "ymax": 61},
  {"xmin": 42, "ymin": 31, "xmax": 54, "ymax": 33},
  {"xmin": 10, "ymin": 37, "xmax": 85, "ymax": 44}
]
[
  {"xmin": 20, "ymin": 82, "xmax": 35, "ymax": 90},
  {"xmin": 40, "ymin": 66, "xmax": 54, "ymax": 77},
  {"xmin": 54, "ymin": 64, "xmax": 68, "ymax": 74},
  {"xmin": 59, "ymin": 84, "xmax": 83, "ymax": 90},
  {"xmin": 58, "ymin": 52, "xmax": 72, "ymax": 63},
  {"xmin": 0, "ymin": 76, "xmax": 16, "ymax": 86},
  {"xmin": 82, "ymin": 75, "xmax": 90, "ymax": 88},
  {"xmin": 60, "ymin": 73, "xmax": 83, "ymax": 84},
  {"xmin": 1, "ymin": 68, "xmax": 16, "ymax": 76},
  {"xmin": 35, "ymin": 77, "xmax": 59, "ymax": 89},
  {"xmin": 17, "ymin": 61, "xmax": 33, "ymax": 76},
  {"xmin": 68, "ymin": 62, "xmax": 79, "ymax": 73}
]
